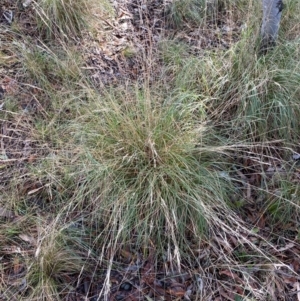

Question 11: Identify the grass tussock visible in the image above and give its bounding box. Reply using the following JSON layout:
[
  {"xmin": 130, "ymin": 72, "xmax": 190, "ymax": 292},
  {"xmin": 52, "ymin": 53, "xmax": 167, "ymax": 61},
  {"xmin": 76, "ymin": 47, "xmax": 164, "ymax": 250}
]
[
  {"xmin": 162, "ymin": 34, "xmax": 300, "ymax": 141},
  {"xmin": 27, "ymin": 228, "xmax": 87, "ymax": 301},
  {"xmin": 165, "ymin": 0, "xmax": 206, "ymax": 29},
  {"xmin": 33, "ymin": 0, "xmax": 97, "ymax": 38},
  {"xmin": 69, "ymin": 87, "xmax": 236, "ymax": 248}
]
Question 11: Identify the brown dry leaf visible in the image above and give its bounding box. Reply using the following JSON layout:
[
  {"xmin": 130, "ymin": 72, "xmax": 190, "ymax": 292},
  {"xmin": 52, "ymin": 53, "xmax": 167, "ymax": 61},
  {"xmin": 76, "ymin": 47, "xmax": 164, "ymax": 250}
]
[
  {"xmin": 27, "ymin": 185, "xmax": 44, "ymax": 195},
  {"xmin": 228, "ymin": 235, "xmax": 239, "ymax": 248},
  {"xmin": 167, "ymin": 283, "xmax": 186, "ymax": 297},
  {"xmin": 1, "ymin": 76, "xmax": 19, "ymax": 95},
  {"xmin": 219, "ymin": 270, "xmax": 244, "ymax": 284},
  {"xmin": 282, "ymin": 276, "xmax": 297, "ymax": 284},
  {"xmin": 291, "ymin": 259, "xmax": 300, "ymax": 273},
  {"xmin": 277, "ymin": 243, "xmax": 295, "ymax": 252},
  {"xmin": 19, "ymin": 234, "xmax": 36, "ymax": 245},
  {"xmin": 22, "ymin": 180, "xmax": 40, "ymax": 194},
  {"xmin": 119, "ymin": 248, "xmax": 136, "ymax": 263},
  {"xmin": 12, "ymin": 256, "xmax": 24, "ymax": 275},
  {"xmin": 257, "ymin": 213, "xmax": 266, "ymax": 229},
  {"xmin": 27, "ymin": 154, "xmax": 37, "ymax": 163}
]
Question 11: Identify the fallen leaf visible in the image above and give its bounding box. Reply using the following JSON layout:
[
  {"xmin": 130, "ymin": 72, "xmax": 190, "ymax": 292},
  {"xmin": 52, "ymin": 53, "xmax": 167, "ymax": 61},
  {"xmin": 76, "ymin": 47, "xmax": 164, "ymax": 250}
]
[
  {"xmin": 13, "ymin": 256, "xmax": 24, "ymax": 275},
  {"xmin": 19, "ymin": 234, "xmax": 36, "ymax": 245},
  {"xmin": 167, "ymin": 283, "xmax": 186, "ymax": 297},
  {"xmin": 277, "ymin": 243, "xmax": 295, "ymax": 252},
  {"xmin": 27, "ymin": 186, "xmax": 44, "ymax": 195},
  {"xmin": 120, "ymin": 249, "xmax": 133, "ymax": 259},
  {"xmin": 27, "ymin": 154, "xmax": 37, "ymax": 163},
  {"xmin": 282, "ymin": 276, "xmax": 297, "ymax": 284},
  {"xmin": 219, "ymin": 270, "xmax": 244, "ymax": 284},
  {"xmin": 291, "ymin": 259, "xmax": 300, "ymax": 273}
]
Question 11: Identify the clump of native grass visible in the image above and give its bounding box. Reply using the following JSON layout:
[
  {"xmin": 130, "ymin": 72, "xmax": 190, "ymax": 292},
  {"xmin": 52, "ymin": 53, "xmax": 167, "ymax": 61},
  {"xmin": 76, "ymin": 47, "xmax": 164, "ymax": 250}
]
[
  {"xmin": 165, "ymin": 0, "xmax": 253, "ymax": 29},
  {"xmin": 281, "ymin": 1, "xmax": 300, "ymax": 40},
  {"xmin": 261, "ymin": 168, "xmax": 300, "ymax": 229},
  {"xmin": 32, "ymin": 0, "xmax": 105, "ymax": 39},
  {"xmin": 212, "ymin": 41, "xmax": 300, "ymax": 142},
  {"xmin": 66, "ymin": 85, "xmax": 239, "ymax": 253},
  {"xmin": 165, "ymin": 0, "xmax": 206, "ymax": 29},
  {"xmin": 26, "ymin": 226, "xmax": 88, "ymax": 301},
  {"xmin": 14, "ymin": 39, "xmax": 87, "ymax": 124},
  {"xmin": 158, "ymin": 5, "xmax": 300, "ymax": 273},
  {"xmin": 17, "ymin": 41, "xmax": 82, "ymax": 87},
  {"xmin": 161, "ymin": 0, "xmax": 300, "ymax": 143},
  {"xmin": 158, "ymin": 2, "xmax": 300, "ymax": 290}
]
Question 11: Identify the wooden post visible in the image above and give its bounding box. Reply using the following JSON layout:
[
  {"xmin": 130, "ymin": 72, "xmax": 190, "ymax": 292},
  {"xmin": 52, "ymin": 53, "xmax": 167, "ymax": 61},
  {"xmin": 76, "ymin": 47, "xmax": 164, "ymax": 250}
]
[{"xmin": 260, "ymin": 0, "xmax": 283, "ymax": 54}]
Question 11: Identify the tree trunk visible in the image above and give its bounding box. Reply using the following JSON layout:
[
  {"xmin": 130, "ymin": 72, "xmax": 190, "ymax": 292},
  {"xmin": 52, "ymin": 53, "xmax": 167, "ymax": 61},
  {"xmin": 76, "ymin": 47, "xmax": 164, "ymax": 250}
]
[{"xmin": 260, "ymin": 0, "xmax": 283, "ymax": 54}]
